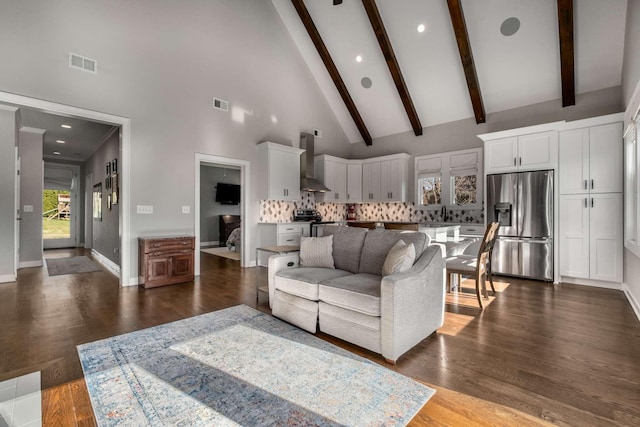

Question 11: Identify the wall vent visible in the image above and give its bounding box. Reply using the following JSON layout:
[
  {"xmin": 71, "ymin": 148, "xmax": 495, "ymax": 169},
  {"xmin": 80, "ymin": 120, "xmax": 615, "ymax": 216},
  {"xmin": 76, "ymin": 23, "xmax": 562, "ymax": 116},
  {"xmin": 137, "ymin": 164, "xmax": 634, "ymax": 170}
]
[
  {"xmin": 313, "ymin": 129, "xmax": 323, "ymax": 138},
  {"xmin": 213, "ymin": 97, "xmax": 229, "ymax": 112},
  {"xmin": 69, "ymin": 53, "xmax": 97, "ymax": 74}
]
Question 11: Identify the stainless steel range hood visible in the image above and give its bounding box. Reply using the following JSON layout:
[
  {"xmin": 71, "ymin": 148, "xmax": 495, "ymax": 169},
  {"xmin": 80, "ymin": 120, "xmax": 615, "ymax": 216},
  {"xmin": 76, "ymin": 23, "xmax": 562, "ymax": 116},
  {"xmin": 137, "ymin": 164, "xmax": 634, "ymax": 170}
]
[{"xmin": 300, "ymin": 132, "xmax": 330, "ymax": 193}]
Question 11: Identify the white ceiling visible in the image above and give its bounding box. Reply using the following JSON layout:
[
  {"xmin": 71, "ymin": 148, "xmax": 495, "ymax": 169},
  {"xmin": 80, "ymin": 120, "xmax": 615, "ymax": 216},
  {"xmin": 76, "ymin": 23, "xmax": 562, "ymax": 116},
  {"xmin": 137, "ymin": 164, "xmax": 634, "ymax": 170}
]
[{"xmin": 274, "ymin": 0, "xmax": 628, "ymax": 144}]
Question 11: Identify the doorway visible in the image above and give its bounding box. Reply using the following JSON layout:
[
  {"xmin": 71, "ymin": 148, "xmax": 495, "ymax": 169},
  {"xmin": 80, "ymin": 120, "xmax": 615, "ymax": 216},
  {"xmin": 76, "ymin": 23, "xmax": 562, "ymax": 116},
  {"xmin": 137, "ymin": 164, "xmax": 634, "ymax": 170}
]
[{"xmin": 42, "ymin": 163, "xmax": 79, "ymax": 249}]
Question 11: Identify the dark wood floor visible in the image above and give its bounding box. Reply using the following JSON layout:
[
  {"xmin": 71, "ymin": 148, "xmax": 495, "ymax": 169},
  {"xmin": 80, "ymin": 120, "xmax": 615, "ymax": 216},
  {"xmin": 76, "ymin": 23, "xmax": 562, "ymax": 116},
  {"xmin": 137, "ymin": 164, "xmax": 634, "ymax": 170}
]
[{"xmin": 1, "ymin": 248, "xmax": 639, "ymax": 426}]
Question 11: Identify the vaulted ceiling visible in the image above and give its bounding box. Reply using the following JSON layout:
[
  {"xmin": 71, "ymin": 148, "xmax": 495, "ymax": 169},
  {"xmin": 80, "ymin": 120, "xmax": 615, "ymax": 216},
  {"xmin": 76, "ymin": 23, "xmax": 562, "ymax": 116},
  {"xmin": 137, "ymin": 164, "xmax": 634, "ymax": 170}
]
[{"xmin": 273, "ymin": 0, "xmax": 628, "ymax": 145}]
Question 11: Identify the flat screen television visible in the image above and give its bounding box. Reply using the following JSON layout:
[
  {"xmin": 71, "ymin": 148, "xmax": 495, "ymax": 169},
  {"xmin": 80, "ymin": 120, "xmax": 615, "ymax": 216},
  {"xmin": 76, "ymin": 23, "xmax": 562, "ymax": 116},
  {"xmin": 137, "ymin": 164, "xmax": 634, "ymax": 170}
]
[{"xmin": 215, "ymin": 183, "xmax": 240, "ymax": 205}]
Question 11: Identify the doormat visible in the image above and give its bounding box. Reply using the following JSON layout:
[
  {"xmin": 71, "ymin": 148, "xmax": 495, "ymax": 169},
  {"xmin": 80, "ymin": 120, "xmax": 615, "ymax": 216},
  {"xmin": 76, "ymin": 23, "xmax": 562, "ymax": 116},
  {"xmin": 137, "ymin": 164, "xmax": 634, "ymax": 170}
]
[
  {"xmin": 46, "ymin": 256, "xmax": 102, "ymax": 276},
  {"xmin": 78, "ymin": 305, "xmax": 434, "ymax": 426}
]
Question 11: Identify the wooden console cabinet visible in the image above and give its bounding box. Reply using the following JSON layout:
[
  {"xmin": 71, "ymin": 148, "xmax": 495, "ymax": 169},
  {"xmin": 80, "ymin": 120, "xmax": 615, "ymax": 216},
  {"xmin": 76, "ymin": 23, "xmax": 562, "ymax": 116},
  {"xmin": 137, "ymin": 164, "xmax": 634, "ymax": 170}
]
[{"xmin": 138, "ymin": 236, "xmax": 195, "ymax": 288}]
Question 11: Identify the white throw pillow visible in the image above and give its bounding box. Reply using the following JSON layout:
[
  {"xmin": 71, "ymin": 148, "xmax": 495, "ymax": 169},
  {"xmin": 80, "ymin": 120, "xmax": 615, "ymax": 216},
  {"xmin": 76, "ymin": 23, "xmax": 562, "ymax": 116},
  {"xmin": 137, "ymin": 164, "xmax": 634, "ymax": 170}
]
[
  {"xmin": 382, "ymin": 240, "xmax": 416, "ymax": 276},
  {"xmin": 300, "ymin": 235, "xmax": 335, "ymax": 269}
]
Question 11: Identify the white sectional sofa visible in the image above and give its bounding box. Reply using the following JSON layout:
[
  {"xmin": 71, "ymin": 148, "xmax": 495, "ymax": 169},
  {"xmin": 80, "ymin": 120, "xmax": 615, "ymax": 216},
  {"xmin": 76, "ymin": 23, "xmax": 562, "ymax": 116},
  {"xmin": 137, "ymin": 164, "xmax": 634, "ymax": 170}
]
[{"xmin": 268, "ymin": 226, "xmax": 445, "ymax": 363}]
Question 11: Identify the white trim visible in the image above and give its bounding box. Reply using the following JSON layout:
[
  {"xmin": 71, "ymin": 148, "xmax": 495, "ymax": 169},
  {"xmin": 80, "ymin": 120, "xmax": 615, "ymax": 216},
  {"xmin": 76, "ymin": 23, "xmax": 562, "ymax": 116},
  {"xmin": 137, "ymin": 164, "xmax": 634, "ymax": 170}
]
[
  {"xmin": 0, "ymin": 274, "xmax": 16, "ymax": 283},
  {"xmin": 0, "ymin": 104, "xmax": 18, "ymax": 112},
  {"xmin": 622, "ymin": 283, "xmax": 640, "ymax": 322},
  {"xmin": 477, "ymin": 121, "xmax": 565, "ymax": 141},
  {"xmin": 200, "ymin": 241, "xmax": 220, "ymax": 248},
  {"xmin": 360, "ymin": 152, "xmax": 411, "ymax": 164},
  {"xmin": 91, "ymin": 249, "xmax": 121, "ymax": 278},
  {"xmin": 195, "ymin": 153, "xmax": 251, "ymax": 274},
  {"xmin": 560, "ymin": 113, "xmax": 624, "ymax": 130},
  {"xmin": 0, "ymin": 90, "xmax": 132, "ymax": 288},
  {"xmin": 560, "ymin": 276, "xmax": 623, "ymax": 290},
  {"xmin": 19, "ymin": 260, "xmax": 43, "ymax": 268},
  {"xmin": 19, "ymin": 126, "xmax": 46, "ymax": 134}
]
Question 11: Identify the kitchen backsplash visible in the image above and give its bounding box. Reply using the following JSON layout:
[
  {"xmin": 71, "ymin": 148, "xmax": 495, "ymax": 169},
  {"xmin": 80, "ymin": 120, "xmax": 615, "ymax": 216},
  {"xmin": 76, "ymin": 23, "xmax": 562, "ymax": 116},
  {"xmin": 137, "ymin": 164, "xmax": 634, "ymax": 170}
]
[{"xmin": 260, "ymin": 195, "xmax": 484, "ymax": 224}]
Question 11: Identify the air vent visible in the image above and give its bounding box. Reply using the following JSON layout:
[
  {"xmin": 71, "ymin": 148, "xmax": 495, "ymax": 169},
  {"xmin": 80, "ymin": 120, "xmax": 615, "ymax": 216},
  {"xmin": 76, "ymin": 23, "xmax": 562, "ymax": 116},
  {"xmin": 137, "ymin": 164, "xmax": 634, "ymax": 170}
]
[
  {"xmin": 213, "ymin": 97, "xmax": 229, "ymax": 112},
  {"xmin": 313, "ymin": 129, "xmax": 323, "ymax": 138},
  {"xmin": 69, "ymin": 53, "xmax": 97, "ymax": 74}
]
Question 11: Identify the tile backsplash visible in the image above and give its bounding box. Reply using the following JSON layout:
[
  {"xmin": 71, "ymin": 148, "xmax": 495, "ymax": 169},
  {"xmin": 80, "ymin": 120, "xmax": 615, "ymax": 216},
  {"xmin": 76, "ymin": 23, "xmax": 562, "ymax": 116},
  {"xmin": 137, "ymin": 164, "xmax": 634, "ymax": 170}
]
[{"xmin": 258, "ymin": 192, "xmax": 315, "ymax": 223}]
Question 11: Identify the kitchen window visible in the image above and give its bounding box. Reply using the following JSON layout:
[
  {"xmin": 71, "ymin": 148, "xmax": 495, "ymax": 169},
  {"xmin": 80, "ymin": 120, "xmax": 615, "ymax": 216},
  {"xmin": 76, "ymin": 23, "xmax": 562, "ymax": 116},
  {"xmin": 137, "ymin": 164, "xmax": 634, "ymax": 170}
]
[{"xmin": 415, "ymin": 148, "xmax": 482, "ymax": 209}]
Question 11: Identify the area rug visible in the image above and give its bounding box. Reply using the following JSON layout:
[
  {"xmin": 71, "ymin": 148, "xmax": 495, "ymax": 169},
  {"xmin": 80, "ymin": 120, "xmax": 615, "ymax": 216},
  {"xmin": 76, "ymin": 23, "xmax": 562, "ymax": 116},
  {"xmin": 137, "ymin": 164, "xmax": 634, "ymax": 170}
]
[
  {"xmin": 46, "ymin": 256, "xmax": 102, "ymax": 276},
  {"xmin": 77, "ymin": 305, "xmax": 434, "ymax": 426},
  {"xmin": 201, "ymin": 247, "xmax": 241, "ymax": 261}
]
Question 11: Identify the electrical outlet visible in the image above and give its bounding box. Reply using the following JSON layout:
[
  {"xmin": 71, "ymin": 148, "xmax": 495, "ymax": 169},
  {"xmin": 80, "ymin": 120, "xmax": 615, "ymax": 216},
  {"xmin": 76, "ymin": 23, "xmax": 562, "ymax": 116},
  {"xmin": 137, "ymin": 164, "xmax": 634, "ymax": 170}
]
[
  {"xmin": 182, "ymin": 205, "xmax": 190, "ymax": 214},
  {"xmin": 136, "ymin": 205, "xmax": 153, "ymax": 214},
  {"xmin": 23, "ymin": 205, "xmax": 33, "ymax": 213}
]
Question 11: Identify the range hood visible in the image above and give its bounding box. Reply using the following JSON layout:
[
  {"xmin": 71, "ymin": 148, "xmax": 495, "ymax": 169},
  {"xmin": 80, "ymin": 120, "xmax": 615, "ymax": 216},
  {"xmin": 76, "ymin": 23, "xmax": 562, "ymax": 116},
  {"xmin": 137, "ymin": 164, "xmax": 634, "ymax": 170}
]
[{"xmin": 300, "ymin": 132, "xmax": 330, "ymax": 193}]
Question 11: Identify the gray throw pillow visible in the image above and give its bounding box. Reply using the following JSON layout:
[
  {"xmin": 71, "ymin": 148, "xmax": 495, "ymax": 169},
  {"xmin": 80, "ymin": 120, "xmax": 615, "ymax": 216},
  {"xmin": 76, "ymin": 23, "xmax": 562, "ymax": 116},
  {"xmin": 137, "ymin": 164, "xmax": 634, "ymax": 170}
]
[
  {"xmin": 300, "ymin": 235, "xmax": 335, "ymax": 269},
  {"xmin": 382, "ymin": 240, "xmax": 416, "ymax": 276}
]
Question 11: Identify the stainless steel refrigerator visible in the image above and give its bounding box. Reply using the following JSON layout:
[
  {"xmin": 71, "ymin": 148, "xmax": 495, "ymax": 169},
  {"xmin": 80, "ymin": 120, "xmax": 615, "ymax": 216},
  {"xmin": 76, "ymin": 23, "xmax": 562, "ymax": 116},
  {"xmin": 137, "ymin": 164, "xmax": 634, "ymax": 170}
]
[{"xmin": 486, "ymin": 170, "xmax": 553, "ymax": 281}]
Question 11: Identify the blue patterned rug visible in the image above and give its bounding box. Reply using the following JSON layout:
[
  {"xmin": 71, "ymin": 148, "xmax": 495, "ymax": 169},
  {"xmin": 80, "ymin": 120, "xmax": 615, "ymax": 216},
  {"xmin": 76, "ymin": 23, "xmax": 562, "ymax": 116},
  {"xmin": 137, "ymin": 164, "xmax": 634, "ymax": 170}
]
[{"xmin": 77, "ymin": 305, "xmax": 434, "ymax": 426}]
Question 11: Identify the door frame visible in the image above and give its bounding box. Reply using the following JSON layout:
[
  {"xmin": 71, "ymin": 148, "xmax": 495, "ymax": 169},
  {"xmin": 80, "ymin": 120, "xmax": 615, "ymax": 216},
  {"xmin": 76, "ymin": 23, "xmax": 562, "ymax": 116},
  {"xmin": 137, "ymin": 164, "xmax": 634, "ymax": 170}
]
[
  {"xmin": 85, "ymin": 173, "xmax": 93, "ymax": 249},
  {"xmin": 194, "ymin": 153, "xmax": 251, "ymax": 273},
  {"xmin": 0, "ymin": 90, "xmax": 132, "ymax": 286}
]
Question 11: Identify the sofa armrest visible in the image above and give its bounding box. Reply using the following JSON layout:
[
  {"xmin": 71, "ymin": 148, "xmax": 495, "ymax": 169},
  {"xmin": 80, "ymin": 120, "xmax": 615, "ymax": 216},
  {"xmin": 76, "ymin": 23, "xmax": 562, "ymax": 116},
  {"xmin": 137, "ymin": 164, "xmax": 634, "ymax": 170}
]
[
  {"xmin": 380, "ymin": 245, "xmax": 445, "ymax": 362},
  {"xmin": 267, "ymin": 253, "xmax": 300, "ymax": 309}
]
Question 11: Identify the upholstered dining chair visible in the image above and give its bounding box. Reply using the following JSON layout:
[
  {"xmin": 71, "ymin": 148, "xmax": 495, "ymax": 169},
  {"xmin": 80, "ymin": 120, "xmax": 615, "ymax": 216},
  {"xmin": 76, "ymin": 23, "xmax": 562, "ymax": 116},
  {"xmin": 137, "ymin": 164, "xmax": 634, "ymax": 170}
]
[
  {"xmin": 347, "ymin": 221, "xmax": 378, "ymax": 229},
  {"xmin": 446, "ymin": 222, "xmax": 500, "ymax": 309},
  {"xmin": 383, "ymin": 222, "xmax": 419, "ymax": 231}
]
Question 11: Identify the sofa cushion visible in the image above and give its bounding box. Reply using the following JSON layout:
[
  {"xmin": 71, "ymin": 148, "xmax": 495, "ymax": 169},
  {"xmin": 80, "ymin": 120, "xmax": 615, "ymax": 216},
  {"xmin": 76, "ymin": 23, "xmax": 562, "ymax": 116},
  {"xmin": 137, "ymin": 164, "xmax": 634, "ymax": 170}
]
[
  {"xmin": 275, "ymin": 267, "xmax": 351, "ymax": 300},
  {"xmin": 319, "ymin": 273, "xmax": 382, "ymax": 316},
  {"xmin": 382, "ymin": 240, "xmax": 416, "ymax": 276},
  {"xmin": 272, "ymin": 290, "xmax": 319, "ymax": 333},
  {"xmin": 300, "ymin": 235, "xmax": 334, "ymax": 268},
  {"xmin": 319, "ymin": 301, "xmax": 381, "ymax": 354},
  {"xmin": 320, "ymin": 226, "xmax": 367, "ymax": 274},
  {"xmin": 358, "ymin": 230, "xmax": 426, "ymax": 275}
]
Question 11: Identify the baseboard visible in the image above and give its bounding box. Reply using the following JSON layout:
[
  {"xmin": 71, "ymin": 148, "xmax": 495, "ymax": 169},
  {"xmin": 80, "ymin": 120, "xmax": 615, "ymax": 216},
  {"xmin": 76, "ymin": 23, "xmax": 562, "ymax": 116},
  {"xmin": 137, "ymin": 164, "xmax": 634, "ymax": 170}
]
[
  {"xmin": 200, "ymin": 241, "xmax": 220, "ymax": 248},
  {"xmin": 124, "ymin": 277, "xmax": 138, "ymax": 287},
  {"xmin": 19, "ymin": 260, "xmax": 43, "ymax": 268},
  {"xmin": 91, "ymin": 249, "xmax": 120, "ymax": 278},
  {"xmin": 622, "ymin": 283, "xmax": 640, "ymax": 322},
  {"xmin": 0, "ymin": 274, "xmax": 16, "ymax": 283},
  {"xmin": 560, "ymin": 276, "xmax": 622, "ymax": 290},
  {"xmin": 77, "ymin": 242, "xmax": 85, "ymax": 248}
]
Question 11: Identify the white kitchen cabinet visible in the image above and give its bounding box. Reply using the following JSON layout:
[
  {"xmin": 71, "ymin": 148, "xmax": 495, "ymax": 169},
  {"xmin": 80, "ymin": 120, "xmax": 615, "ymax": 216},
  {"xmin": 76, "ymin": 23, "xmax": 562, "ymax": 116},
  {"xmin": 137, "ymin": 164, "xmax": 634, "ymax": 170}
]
[
  {"xmin": 362, "ymin": 161, "xmax": 381, "ymax": 202},
  {"xmin": 484, "ymin": 131, "xmax": 557, "ymax": 174},
  {"xmin": 559, "ymin": 123, "xmax": 623, "ymax": 194},
  {"xmin": 257, "ymin": 142, "xmax": 304, "ymax": 201},
  {"xmin": 257, "ymin": 222, "xmax": 310, "ymax": 266},
  {"xmin": 315, "ymin": 155, "xmax": 348, "ymax": 203},
  {"xmin": 346, "ymin": 161, "xmax": 363, "ymax": 203},
  {"xmin": 362, "ymin": 154, "xmax": 410, "ymax": 202},
  {"xmin": 559, "ymin": 193, "xmax": 623, "ymax": 283}
]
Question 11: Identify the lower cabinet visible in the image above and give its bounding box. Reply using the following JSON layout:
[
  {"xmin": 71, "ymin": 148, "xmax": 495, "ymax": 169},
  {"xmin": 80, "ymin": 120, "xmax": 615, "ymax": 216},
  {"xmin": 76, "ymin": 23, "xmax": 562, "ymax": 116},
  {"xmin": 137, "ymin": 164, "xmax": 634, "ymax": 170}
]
[
  {"xmin": 257, "ymin": 223, "xmax": 309, "ymax": 266},
  {"xmin": 139, "ymin": 236, "xmax": 195, "ymax": 288},
  {"xmin": 559, "ymin": 193, "xmax": 622, "ymax": 283}
]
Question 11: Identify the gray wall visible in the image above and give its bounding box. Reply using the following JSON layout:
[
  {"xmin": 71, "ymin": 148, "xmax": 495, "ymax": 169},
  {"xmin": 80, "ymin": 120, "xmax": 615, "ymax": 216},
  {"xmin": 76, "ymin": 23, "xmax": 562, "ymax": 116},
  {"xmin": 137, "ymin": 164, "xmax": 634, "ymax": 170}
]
[
  {"xmin": 84, "ymin": 131, "xmax": 120, "ymax": 266},
  {"xmin": 200, "ymin": 165, "xmax": 241, "ymax": 245},
  {"xmin": 19, "ymin": 129, "xmax": 43, "ymax": 265},
  {"xmin": 0, "ymin": 107, "xmax": 17, "ymax": 281},
  {"xmin": 0, "ymin": 0, "xmax": 351, "ymax": 282}
]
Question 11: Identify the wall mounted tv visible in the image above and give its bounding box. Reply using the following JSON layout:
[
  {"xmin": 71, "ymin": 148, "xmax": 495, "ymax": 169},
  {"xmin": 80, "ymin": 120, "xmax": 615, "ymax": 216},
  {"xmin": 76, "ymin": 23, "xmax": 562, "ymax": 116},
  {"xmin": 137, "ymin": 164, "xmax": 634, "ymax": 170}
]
[{"xmin": 215, "ymin": 183, "xmax": 241, "ymax": 205}]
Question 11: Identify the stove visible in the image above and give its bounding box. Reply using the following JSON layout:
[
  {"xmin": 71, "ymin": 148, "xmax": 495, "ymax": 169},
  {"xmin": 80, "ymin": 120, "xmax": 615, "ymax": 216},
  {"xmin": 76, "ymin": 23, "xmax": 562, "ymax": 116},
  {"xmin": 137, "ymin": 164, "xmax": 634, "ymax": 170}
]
[{"xmin": 294, "ymin": 209, "xmax": 322, "ymax": 222}]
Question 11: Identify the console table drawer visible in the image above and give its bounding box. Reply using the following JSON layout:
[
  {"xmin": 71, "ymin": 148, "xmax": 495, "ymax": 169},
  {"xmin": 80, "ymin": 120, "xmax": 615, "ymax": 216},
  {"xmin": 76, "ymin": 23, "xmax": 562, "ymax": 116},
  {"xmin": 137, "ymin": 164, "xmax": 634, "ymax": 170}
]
[{"xmin": 277, "ymin": 233, "xmax": 301, "ymax": 246}]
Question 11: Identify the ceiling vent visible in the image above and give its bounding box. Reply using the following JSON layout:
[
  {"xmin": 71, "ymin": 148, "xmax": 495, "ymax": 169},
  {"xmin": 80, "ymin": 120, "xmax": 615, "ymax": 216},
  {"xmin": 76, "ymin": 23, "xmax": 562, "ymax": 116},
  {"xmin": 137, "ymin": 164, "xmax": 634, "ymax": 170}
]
[
  {"xmin": 69, "ymin": 53, "xmax": 97, "ymax": 74},
  {"xmin": 213, "ymin": 97, "xmax": 229, "ymax": 112}
]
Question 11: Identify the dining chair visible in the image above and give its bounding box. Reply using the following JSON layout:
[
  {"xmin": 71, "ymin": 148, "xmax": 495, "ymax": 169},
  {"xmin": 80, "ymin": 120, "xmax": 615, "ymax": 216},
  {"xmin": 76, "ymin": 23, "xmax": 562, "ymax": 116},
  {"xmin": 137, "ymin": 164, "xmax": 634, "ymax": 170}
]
[
  {"xmin": 445, "ymin": 222, "xmax": 500, "ymax": 309},
  {"xmin": 347, "ymin": 221, "xmax": 378, "ymax": 229},
  {"xmin": 383, "ymin": 222, "xmax": 419, "ymax": 231}
]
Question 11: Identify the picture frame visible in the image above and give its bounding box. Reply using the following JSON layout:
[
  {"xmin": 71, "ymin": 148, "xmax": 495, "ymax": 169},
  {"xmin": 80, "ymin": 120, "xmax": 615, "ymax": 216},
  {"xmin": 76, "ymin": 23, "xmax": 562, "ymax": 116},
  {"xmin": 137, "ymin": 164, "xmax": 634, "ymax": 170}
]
[
  {"xmin": 105, "ymin": 176, "xmax": 111, "ymax": 190},
  {"xmin": 107, "ymin": 194, "xmax": 112, "ymax": 211},
  {"xmin": 106, "ymin": 162, "xmax": 111, "ymax": 177},
  {"xmin": 111, "ymin": 173, "xmax": 119, "ymax": 205},
  {"xmin": 111, "ymin": 158, "xmax": 118, "ymax": 174},
  {"xmin": 93, "ymin": 183, "xmax": 102, "ymax": 220}
]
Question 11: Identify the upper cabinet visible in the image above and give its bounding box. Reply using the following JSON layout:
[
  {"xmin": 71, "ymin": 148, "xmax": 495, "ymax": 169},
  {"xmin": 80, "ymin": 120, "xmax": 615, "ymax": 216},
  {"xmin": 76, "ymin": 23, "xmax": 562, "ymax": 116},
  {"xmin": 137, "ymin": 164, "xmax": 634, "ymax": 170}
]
[
  {"xmin": 257, "ymin": 142, "xmax": 304, "ymax": 201},
  {"xmin": 362, "ymin": 154, "xmax": 410, "ymax": 202},
  {"xmin": 484, "ymin": 131, "xmax": 558, "ymax": 174},
  {"xmin": 346, "ymin": 161, "xmax": 363, "ymax": 203},
  {"xmin": 315, "ymin": 155, "xmax": 348, "ymax": 203}
]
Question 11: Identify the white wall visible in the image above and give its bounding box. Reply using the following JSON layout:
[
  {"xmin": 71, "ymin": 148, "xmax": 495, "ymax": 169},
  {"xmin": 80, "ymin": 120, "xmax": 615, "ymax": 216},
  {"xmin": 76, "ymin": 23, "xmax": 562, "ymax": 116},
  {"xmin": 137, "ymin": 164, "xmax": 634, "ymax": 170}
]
[
  {"xmin": 0, "ymin": 107, "xmax": 17, "ymax": 282},
  {"xmin": 200, "ymin": 166, "xmax": 241, "ymax": 245},
  {"xmin": 0, "ymin": 0, "xmax": 351, "ymax": 283},
  {"xmin": 18, "ymin": 129, "xmax": 43, "ymax": 266}
]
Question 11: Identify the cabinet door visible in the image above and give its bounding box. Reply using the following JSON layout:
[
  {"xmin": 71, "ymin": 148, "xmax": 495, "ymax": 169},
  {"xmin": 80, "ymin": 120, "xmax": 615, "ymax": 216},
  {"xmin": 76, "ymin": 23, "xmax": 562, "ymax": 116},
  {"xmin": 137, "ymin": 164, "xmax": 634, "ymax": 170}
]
[
  {"xmin": 147, "ymin": 255, "xmax": 171, "ymax": 283},
  {"xmin": 590, "ymin": 123, "xmax": 623, "ymax": 193},
  {"xmin": 518, "ymin": 131, "xmax": 557, "ymax": 170},
  {"xmin": 347, "ymin": 163, "xmax": 363, "ymax": 203},
  {"xmin": 485, "ymin": 137, "xmax": 518, "ymax": 173},
  {"xmin": 380, "ymin": 159, "xmax": 404, "ymax": 201},
  {"xmin": 559, "ymin": 128, "xmax": 589, "ymax": 194},
  {"xmin": 171, "ymin": 252, "xmax": 194, "ymax": 280},
  {"xmin": 282, "ymin": 150, "xmax": 301, "ymax": 200},
  {"xmin": 317, "ymin": 159, "xmax": 336, "ymax": 202},
  {"xmin": 268, "ymin": 149, "xmax": 288, "ymax": 200},
  {"xmin": 589, "ymin": 193, "xmax": 623, "ymax": 282},
  {"xmin": 559, "ymin": 195, "xmax": 590, "ymax": 278},
  {"xmin": 362, "ymin": 162, "xmax": 381, "ymax": 202},
  {"xmin": 333, "ymin": 161, "xmax": 347, "ymax": 202}
]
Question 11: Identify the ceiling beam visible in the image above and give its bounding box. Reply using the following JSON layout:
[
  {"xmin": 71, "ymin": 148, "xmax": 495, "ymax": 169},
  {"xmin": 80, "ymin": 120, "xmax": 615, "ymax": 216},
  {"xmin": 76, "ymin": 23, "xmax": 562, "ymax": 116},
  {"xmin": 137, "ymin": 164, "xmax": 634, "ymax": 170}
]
[
  {"xmin": 290, "ymin": 0, "xmax": 372, "ymax": 145},
  {"xmin": 446, "ymin": 0, "xmax": 486, "ymax": 124},
  {"xmin": 557, "ymin": 0, "xmax": 575, "ymax": 107},
  {"xmin": 361, "ymin": 0, "xmax": 423, "ymax": 136}
]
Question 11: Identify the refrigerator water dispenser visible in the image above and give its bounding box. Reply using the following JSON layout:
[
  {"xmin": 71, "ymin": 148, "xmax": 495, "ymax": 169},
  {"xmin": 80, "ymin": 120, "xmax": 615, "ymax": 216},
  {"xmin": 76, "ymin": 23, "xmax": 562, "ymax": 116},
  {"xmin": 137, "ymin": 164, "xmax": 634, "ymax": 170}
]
[{"xmin": 494, "ymin": 202, "xmax": 512, "ymax": 226}]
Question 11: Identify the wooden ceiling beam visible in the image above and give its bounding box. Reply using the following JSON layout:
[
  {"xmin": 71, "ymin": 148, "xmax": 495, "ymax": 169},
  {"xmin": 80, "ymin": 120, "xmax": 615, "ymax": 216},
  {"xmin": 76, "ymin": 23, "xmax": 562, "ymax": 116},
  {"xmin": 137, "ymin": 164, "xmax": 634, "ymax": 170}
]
[
  {"xmin": 557, "ymin": 0, "xmax": 575, "ymax": 107},
  {"xmin": 290, "ymin": 0, "xmax": 372, "ymax": 145},
  {"xmin": 361, "ymin": 0, "xmax": 423, "ymax": 136},
  {"xmin": 446, "ymin": 0, "xmax": 486, "ymax": 124}
]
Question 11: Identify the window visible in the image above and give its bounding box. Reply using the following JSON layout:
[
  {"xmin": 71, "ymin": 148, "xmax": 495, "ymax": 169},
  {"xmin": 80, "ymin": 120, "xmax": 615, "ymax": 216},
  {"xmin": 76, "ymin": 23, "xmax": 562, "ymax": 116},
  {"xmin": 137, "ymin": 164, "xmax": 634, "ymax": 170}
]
[
  {"xmin": 625, "ymin": 109, "xmax": 640, "ymax": 255},
  {"xmin": 415, "ymin": 148, "xmax": 482, "ymax": 209}
]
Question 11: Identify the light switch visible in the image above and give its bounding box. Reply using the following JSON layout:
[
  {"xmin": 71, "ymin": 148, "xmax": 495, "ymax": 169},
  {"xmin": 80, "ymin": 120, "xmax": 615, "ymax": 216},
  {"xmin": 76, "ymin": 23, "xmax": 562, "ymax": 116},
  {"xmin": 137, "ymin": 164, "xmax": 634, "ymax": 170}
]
[
  {"xmin": 23, "ymin": 205, "xmax": 33, "ymax": 213},
  {"xmin": 137, "ymin": 205, "xmax": 153, "ymax": 214},
  {"xmin": 182, "ymin": 205, "xmax": 190, "ymax": 214}
]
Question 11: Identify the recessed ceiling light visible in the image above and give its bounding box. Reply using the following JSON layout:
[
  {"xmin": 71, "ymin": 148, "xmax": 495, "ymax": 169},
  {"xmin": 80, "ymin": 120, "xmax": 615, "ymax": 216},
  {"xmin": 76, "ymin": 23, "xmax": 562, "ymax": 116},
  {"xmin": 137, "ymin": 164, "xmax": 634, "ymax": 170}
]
[
  {"xmin": 355, "ymin": 55, "xmax": 363, "ymax": 63},
  {"xmin": 53, "ymin": 151, "xmax": 61, "ymax": 155},
  {"xmin": 500, "ymin": 17, "xmax": 520, "ymax": 36},
  {"xmin": 361, "ymin": 77, "xmax": 373, "ymax": 89},
  {"xmin": 417, "ymin": 24, "xmax": 426, "ymax": 33},
  {"xmin": 56, "ymin": 140, "xmax": 66, "ymax": 144},
  {"xmin": 61, "ymin": 124, "xmax": 71, "ymax": 129}
]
